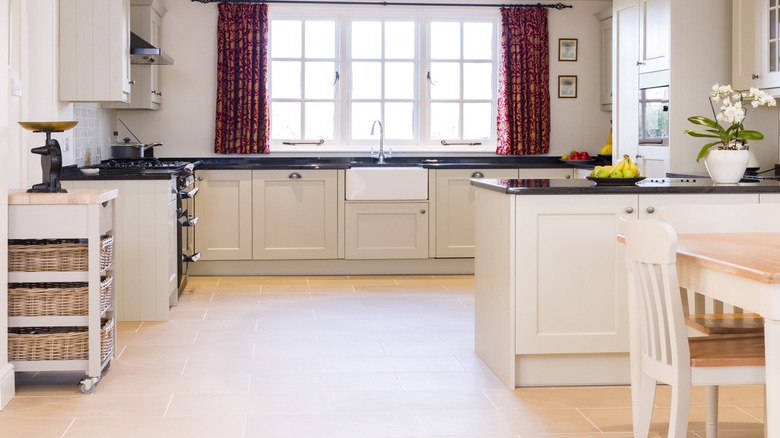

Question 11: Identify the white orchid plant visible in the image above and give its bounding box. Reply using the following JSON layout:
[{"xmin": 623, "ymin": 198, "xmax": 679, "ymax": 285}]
[{"xmin": 684, "ymin": 84, "xmax": 777, "ymax": 162}]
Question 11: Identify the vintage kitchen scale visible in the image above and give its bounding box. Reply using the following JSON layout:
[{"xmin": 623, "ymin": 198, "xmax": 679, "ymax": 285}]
[{"xmin": 18, "ymin": 121, "xmax": 78, "ymax": 193}]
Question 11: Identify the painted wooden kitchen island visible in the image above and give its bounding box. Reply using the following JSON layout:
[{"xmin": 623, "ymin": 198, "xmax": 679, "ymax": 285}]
[{"xmin": 471, "ymin": 177, "xmax": 780, "ymax": 388}]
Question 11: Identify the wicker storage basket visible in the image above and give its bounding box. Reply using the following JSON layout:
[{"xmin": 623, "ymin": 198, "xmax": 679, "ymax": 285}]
[
  {"xmin": 8, "ymin": 236, "xmax": 114, "ymax": 272},
  {"xmin": 8, "ymin": 277, "xmax": 113, "ymax": 317},
  {"xmin": 8, "ymin": 318, "xmax": 115, "ymax": 362}
]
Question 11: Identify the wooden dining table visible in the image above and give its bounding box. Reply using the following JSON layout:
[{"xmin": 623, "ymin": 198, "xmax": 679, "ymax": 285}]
[{"xmin": 627, "ymin": 232, "xmax": 780, "ymax": 437}]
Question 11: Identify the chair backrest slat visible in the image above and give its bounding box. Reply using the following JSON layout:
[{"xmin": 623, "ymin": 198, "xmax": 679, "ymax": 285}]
[{"xmin": 623, "ymin": 219, "xmax": 691, "ymax": 370}]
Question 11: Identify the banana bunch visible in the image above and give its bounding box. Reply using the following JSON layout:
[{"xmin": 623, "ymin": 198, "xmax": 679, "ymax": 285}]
[{"xmin": 589, "ymin": 154, "xmax": 640, "ymax": 178}]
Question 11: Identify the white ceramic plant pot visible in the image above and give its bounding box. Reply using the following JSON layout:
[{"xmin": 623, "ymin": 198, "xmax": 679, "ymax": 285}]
[{"xmin": 704, "ymin": 149, "xmax": 750, "ymax": 184}]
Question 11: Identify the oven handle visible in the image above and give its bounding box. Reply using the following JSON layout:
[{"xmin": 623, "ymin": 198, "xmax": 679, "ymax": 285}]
[
  {"xmin": 180, "ymin": 216, "xmax": 199, "ymax": 227},
  {"xmin": 179, "ymin": 187, "xmax": 199, "ymax": 198},
  {"xmin": 182, "ymin": 252, "xmax": 201, "ymax": 263}
]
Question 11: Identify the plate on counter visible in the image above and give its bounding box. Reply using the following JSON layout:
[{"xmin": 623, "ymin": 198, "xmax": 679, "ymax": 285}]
[
  {"xmin": 560, "ymin": 158, "xmax": 594, "ymax": 164},
  {"xmin": 586, "ymin": 176, "xmax": 645, "ymax": 186}
]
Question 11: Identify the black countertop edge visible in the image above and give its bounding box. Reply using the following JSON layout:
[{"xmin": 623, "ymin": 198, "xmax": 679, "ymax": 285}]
[
  {"xmin": 470, "ymin": 178, "xmax": 780, "ymax": 194},
  {"xmin": 60, "ymin": 166, "xmax": 179, "ymax": 180},
  {"xmin": 60, "ymin": 156, "xmax": 609, "ymax": 180}
]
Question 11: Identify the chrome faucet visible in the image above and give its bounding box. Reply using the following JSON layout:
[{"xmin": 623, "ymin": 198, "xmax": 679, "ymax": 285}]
[{"xmin": 370, "ymin": 120, "xmax": 386, "ymax": 164}]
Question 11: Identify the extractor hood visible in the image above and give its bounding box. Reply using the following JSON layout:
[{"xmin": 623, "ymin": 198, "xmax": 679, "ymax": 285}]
[{"xmin": 130, "ymin": 32, "xmax": 174, "ymax": 65}]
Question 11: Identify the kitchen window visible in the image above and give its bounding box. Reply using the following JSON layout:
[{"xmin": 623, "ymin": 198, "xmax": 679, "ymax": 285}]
[{"xmin": 268, "ymin": 7, "xmax": 499, "ymax": 151}]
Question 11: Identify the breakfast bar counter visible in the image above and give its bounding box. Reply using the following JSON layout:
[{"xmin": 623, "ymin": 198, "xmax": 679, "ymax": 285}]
[{"xmin": 471, "ymin": 178, "xmax": 780, "ymax": 388}]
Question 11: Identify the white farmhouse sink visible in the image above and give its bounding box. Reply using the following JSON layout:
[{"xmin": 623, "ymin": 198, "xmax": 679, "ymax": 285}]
[{"xmin": 346, "ymin": 167, "xmax": 428, "ymax": 200}]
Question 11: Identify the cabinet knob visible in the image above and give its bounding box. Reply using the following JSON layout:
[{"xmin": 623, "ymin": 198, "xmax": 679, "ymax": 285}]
[
  {"xmin": 129, "ymin": 80, "xmax": 136, "ymax": 85},
  {"xmin": 471, "ymin": 171, "xmax": 484, "ymax": 178},
  {"xmin": 420, "ymin": 209, "xmax": 426, "ymax": 214},
  {"xmin": 565, "ymin": 175, "xmax": 571, "ymax": 179},
  {"xmin": 646, "ymin": 206, "xmax": 655, "ymax": 214},
  {"xmin": 289, "ymin": 172, "xmax": 302, "ymax": 179},
  {"xmin": 158, "ymin": 91, "xmax": 162, "ymax": 96},
  {"xmin": 197, "ymin": 177, "xmax": 203, "ymax": 181},
  {"xmin": 752, "ymin": 74, "xmax": 760, "ymax": 80},
  {"xmin": 625, "ymin": 207, "xmax": 634, "ymax": 214},
  {"xmin": 636, "ymin": 61, "xmax": 645, "ymax": 66},
  {"xmin": 151, "ymin": 90, "xmax": 156, "ymax": 94}
]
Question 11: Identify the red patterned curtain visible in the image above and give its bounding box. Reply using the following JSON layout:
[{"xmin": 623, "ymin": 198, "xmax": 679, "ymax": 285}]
[
  {"xmin": 496, "ymin": 8, "xmax": 550, "ymax": 155},
  {"xmin": 214, "ymin": 3, "xmax": 269, "ymax": 154}
]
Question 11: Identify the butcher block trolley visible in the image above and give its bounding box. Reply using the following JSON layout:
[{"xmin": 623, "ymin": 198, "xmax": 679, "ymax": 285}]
[{"xmin": 7, "ymin": 189, "xmax": 117, "ymax": 394}]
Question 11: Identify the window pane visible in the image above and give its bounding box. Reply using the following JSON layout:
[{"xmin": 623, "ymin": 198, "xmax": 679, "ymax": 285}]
[
  {"xmin": 272, "ymin": 102, "xmax": 302, "ymax": 139},
  {"xmin": 352, "ymin": 62, "xmax": 381, "ymax": 99},
  {"xmin": 271, "ymin": 61, "xmax": 301, "ymax": 99},
  {"xmin": 431, "ymin": 22, "xmax": 460, "ymax": 59},
  {"xmin": 305, "ymin": 21, "xmax": 335, "ymax": 58},
  {"xmin": 352, "ymin": 21, "xmax": 381, "ymax": 59},
  {"xmin": 463, "ymin": 103, "xmax": 492, "ymax": 139},
  {"xmin": 430, "ymin": 102, "xmax": 459, "ymax": 139},
  {"xmin": 463, "ymin": 22, "xmax": 492, "ymax": 60},
  {"xmin": 463, "ymin": 63, "xmax": 492, "ymax": 99},
  {"xmin": 305, "ymin": 102, "xmax": 334, "ymax": 139},
  {"xmin": 430, "ymin": 62, "xmax": 460, "ymax": 100},
  {"xmin": 305, "ymin": 61, "xmax": 335, "ymax": 99},
  {"xmin": 385, "ymin": 22, "xmax": 415, "ymax": 59},
  {"xmin": 385, "ymin": 62, "xmax": 414, "ymax": 99},
  {"xmin": 352, "ymin": 102, "xmax": 381, "ymax": 139},
  {"xmin": 385, "ymin": 102, "xmax": 414, "ymax": 139},
  {"xmin": 271, "ymin": 21, "xmax": 302, "ymax": 58}
]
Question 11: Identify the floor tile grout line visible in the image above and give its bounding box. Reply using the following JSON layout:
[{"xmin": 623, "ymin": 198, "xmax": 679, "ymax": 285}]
[
  {"xmin": 162, "ymin": 393, "xmax": 174, "ymax": 417},
  {"xmin": 575, "ymin": 407, "xmax": 605, "ymax": 434},
  {"xmin": 58, "ymin": 418, "xmax": 76, "ymax": 438}
]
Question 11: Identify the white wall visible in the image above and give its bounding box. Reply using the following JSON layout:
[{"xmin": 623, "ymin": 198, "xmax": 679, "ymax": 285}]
[
  {"xmin": 548, "ymin": 1, "xmax": 612, "ymax": 156},
  {"xmin": 115, "ymin": 0, "xmax": 611, "ymax": 158}
]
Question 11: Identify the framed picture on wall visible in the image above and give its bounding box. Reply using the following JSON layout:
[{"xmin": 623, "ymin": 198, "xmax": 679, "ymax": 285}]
[
  {"xmin": 558, "ymin": 75, "xmax": 577, "ymax": 98},
  {"xmin": 558, "ymin": 38, "xmax": 578, "ymax": 61}
]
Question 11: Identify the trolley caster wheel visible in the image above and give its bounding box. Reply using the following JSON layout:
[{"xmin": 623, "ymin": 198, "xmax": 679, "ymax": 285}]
[{"xmin": 80, "ymin": 377, "xmax": 99, "ymax": 394}]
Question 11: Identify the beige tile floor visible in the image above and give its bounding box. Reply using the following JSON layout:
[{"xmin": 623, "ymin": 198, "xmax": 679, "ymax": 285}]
[{"xmin": 0, "ymin": 275, "xmax": 765, "ymax": 438}]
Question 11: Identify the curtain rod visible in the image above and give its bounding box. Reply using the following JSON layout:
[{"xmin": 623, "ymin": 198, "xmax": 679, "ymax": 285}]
[{"xmin": 191, "ymin": 0, "xmax": 572, "ymax": 9}]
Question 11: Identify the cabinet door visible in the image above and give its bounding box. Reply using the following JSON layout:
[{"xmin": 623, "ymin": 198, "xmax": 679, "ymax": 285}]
[
  {"xmin": 345, "ymin": 202, "xmax": 428, "ymax": 259},
  {"xmin": 60, "ymin": 0, "xmax": 131, "ymax": 102},
  {"xmin": 195, "ymin": 170, "xmax": 253, "ymax": 260},
  {"xmin": 614, "ymin": 0, "xmax": 640, "ymax": 163},
  {"xmin": 733, "ymin": 0, "xmax": 764, "ymax": 90},
  {"xmin": 435, "ymin": 169, "xmax": 518, "ymax": 258},
  {"xmin": 636, "ymin": 145, "xmax": 668, "ymax": 178},
  {"xmin": 638, "ymin": 0, "xmax": 670, "ymax": 74},
  {"xmin": 638, "ymin": 193, "xmax": 759, "ymax": 219},
  {"xmin": 515, "ymin": 195, "xmax": 637, "ymax": 354},
  {"xmin": 167, "ymin": 197, "xmax": 177, "ymax": 305},
  {"xmin": 253, "ymin": 170, "xmax": 338, "ymax": 260},
  {"xmin": 599, "ymin": 16, "xmax": 613, "ymax": 109}
]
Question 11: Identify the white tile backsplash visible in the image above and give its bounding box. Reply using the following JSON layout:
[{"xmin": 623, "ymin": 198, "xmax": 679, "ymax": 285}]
[{"xmin": 73, "ymin": 103, "xmax": 104, "ymax": 167}]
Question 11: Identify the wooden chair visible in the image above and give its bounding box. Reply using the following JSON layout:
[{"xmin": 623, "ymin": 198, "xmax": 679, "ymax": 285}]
[
  {"xmin": 656, "ymin": 203, "xmax": 780, "ymax": 335},
  {"xmin": 622, "ymin": 219, "xmax": 765, "ymax": 438}
]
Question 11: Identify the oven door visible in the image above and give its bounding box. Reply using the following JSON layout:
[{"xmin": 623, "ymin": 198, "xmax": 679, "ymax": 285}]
[{"xmin": 179, "ymin": 174, "xmax": 200, "ymax": 294}]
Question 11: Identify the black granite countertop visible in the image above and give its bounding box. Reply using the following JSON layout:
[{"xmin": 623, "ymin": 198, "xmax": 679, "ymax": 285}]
[
  {"xmin": 61, "ymin": 155, "xmax": 607, "ymax": 180},
  {"xmin": 192, "ymin": 155, "xmax": 607, "ymax": 170},
  {"xmin": 470, "ymin": 177, "xmax": 780, "ymax": 194}
]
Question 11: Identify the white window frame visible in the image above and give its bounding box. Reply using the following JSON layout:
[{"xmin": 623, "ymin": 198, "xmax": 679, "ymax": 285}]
[{"xmin": 268, "ymin": 5, "xmax": 499, "ymax": 154}]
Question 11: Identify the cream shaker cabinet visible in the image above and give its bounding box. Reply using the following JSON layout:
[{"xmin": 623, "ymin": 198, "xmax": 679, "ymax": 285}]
[
  {"xmin": 733, "ymin": 0, "xmax": 780, "ymax": 92},
  {"xmin": 195, "ymin": 170, "xmax": 253, "ymax": 261},
  {"xmin": 345, "ymin": 202, "xmax": 429, "ymax": 260},
  {"xmin": 104, "ymin": 0, "xmax": 166, "ymax": 110},
  {"xmin": 433, "ymin": 168, "xmax": 518, "ymax": 258},
  {"xmin": 252, "ymin": 169, "xmax": 341, "ymax": 260},
  {"xmin": 60, "ymin": 0, "xmax": 131, "ymax": 102},
  {"xmin": 637, "ymin": 0, "xmax": 670, "ymax": 75},
  {"xmin": 595, "ymin": 7, "xmax": 613, "ymax": 111}
]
